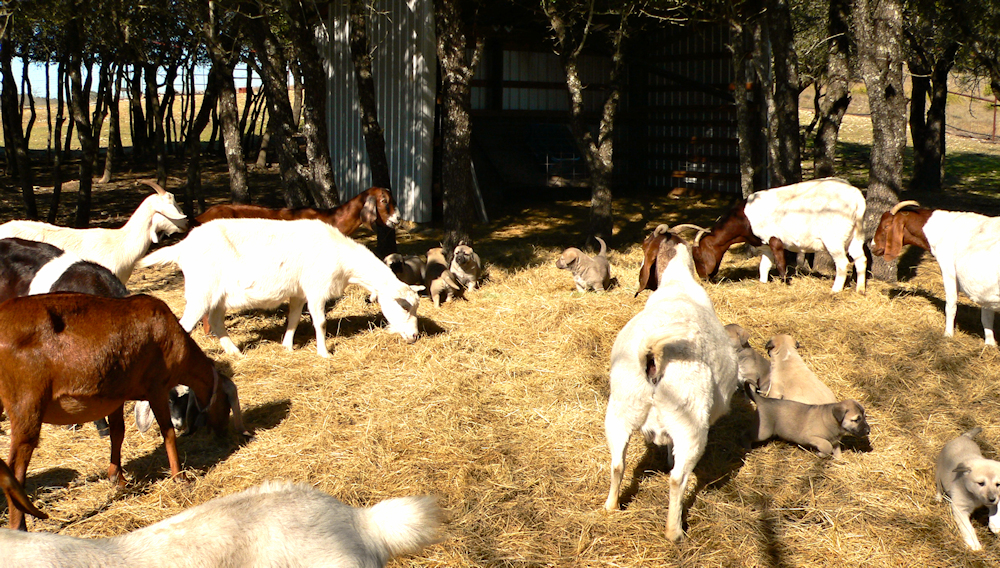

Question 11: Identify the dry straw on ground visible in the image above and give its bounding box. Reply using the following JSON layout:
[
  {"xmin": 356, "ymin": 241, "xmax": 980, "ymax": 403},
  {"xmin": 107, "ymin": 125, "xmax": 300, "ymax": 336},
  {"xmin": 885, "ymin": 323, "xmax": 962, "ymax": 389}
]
[{"xmin": 4, "ymin": 179, "xmax": 1000, "ymax": 567}]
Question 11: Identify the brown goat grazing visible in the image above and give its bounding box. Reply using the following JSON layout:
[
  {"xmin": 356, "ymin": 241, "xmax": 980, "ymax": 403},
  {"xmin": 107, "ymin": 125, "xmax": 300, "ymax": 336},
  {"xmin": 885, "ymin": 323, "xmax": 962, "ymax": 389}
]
[
  {"xmin": 0, "ymin": 293, "xmax": 248, "ymax": 530},
  {"xmin": 195, "ymin": 187, "xmax": 400, "ymax": 235}
]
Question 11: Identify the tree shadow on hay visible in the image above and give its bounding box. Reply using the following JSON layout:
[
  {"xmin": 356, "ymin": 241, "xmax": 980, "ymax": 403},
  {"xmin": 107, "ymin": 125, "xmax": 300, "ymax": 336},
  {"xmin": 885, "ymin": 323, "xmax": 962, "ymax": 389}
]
[
  {"xmin": 886, "ymin": 287, "xmax": 986, "ymax": 341},
  {"xmin": 614, "ymin": 393, "xmax": 755, "ymax": 514},
  {"xmin": 0, "ymin": 467, "xmax": 79, "ymax": 518},
  {"xmin": 122, "ymin": 398, "xmax": 291, "ymax": 483}
]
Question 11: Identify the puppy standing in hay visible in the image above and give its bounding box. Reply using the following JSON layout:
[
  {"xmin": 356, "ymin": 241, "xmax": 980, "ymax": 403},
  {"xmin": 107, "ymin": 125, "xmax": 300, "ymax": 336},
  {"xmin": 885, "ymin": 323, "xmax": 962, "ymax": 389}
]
[
  {"xmin": 425, "ymin": 247, "xmax": 463, "ymax": 308},
  {"xmin": 936, "ymin": 427, "xmax": 1000, "ymax": 550},
  {"xmin": 555, "ymin": 236, "xmax": 612, "ymax": 292},
  {"xmin": 604, "ymin": 226, "xmax": 740, "ymax": 541},
  {"xmin": 743, "ymin": 382, "xmax": 870, "ymax": 458},
  {"xmin": 450, "ymin": 243, "xmax": 484, "ymax": 290}
]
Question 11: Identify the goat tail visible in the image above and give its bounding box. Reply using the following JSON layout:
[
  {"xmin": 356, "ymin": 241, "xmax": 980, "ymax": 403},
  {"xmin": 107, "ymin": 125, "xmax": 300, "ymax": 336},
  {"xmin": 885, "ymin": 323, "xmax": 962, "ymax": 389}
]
[
  {"xmin": 0, "ymin": 459, "xmax": 48, "ymax": 520},
  {"xmin": 137, "ymin": 241, "xmax": 184, "ymax": 269},
  {"xmin": 641, "ymin": 323, "xmax": 700, "ymax": 385},
  {"xmin": 364, "ymin": 495, "xmax": 443, "ymax": 559}
]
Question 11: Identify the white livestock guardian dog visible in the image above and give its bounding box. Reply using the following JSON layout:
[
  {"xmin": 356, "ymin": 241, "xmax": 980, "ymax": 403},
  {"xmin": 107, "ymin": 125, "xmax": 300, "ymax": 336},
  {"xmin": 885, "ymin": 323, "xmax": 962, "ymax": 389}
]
[
  {"xmin": 605, "ymin": 227, "xmax": 740, "ymax": 541},
  {"xmin": 139, "ymin": 218, "xmax": 420, "ymax": 357}
]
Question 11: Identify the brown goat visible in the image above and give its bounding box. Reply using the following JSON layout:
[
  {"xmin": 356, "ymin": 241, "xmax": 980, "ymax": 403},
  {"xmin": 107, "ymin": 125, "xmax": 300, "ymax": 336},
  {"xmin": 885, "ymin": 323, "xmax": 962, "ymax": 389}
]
[
  {"xmin": 0, "ymin": 293, "xmax": 248, "ymax": 530},
  {"xmin": 195, "ymin": 187, "xmax": 400, "ymax": 235}
]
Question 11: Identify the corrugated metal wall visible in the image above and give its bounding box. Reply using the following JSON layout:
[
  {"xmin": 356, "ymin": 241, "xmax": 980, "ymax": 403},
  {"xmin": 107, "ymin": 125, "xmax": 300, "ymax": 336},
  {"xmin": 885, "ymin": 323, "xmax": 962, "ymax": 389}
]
[
  {"xmin": 326, "ymin": 1, "xmax": 436, "ymax": 222},
  {"xmin": 630, "ymin": 25, "xmax": 740, "ymax": 194}
]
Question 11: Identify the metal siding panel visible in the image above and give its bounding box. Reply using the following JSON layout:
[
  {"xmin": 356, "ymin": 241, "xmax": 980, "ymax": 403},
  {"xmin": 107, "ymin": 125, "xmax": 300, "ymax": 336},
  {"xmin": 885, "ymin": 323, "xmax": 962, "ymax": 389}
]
[{"xmin": 325, "ymin": 1, "xmax": 434, "ymax": 223}]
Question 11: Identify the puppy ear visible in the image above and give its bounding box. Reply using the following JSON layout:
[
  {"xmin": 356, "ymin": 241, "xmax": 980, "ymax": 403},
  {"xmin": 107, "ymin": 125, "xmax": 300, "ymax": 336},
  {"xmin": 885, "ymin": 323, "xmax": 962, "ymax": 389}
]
[
  {"xmin": 832, "ymin": 401, "xmax": 849, "ymax": 424},
  {"xmin": 765, "ymin": 338, "xmax": 775, "ymax": 353},
  {"xmin": 954, "ymin": 463, "xmax": 972, "ymax": 476},
  {"xmin": 795, "ymin": 339, "xmax": 801, "ymax": 349}
]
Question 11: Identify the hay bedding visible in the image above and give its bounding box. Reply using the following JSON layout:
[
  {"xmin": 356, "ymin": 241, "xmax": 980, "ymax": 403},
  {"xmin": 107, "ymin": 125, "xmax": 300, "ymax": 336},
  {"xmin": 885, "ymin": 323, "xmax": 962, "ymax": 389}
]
[{"xmin": 3, "ymin": 191, "xmax": 1000, "ymax": 567}]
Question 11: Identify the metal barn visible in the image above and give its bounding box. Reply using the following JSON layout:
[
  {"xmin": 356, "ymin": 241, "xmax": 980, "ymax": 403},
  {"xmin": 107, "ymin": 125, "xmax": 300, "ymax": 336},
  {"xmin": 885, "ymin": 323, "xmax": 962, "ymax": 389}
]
[{"xmin": 326, "ymin": 3, "xmax": 739, "ymax": 223}]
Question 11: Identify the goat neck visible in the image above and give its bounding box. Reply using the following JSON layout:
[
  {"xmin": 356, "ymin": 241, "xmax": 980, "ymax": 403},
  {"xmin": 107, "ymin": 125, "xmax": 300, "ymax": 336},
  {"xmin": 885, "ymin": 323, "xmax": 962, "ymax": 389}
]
[{"xmin": 693, "ymin": 201, "xmax": 764, "ymax": 279}]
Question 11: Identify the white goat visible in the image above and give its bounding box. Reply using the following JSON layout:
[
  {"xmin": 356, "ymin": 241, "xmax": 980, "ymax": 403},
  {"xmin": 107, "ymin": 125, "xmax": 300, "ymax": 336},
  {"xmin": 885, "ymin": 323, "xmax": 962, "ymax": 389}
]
[
  {"xmin": 871, "ymin": 200, "xmax": 1000, "ymax": 345},
  {"xmin": 0, "ymin": 180, "xmax": 187, "ymax": 284},
  {"xmin": 1, "ymin": 480, "xmax": 441, "ymax": 568},
  {"xmin": 674, "ymin": 178, "xmax": 867, "ymax": 294},
  {"xmin": 138, "ymin": 218, "xmax": 421, "ymax": 357},
  {"xmin": 605, "ymin": 226, "xmax": 740, "ymax": 541}
]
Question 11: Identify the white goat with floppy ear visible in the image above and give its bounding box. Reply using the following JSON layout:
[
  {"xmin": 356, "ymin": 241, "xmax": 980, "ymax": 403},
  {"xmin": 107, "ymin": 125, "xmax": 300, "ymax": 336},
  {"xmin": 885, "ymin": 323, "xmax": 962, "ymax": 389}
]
[
  {"xmin": 0, "ymin": 180, "xmax": 188, "ymax": 284},
  {"xmin": 605, "ymin": 226, "xmax": 740, "ymax": 542}
]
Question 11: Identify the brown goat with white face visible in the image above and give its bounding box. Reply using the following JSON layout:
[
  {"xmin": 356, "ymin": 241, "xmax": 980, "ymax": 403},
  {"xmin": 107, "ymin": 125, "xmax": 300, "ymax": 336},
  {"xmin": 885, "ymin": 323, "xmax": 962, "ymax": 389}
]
[{"xmin": 0, "ymin": 293, "xmax": 247, "ymax": 530}]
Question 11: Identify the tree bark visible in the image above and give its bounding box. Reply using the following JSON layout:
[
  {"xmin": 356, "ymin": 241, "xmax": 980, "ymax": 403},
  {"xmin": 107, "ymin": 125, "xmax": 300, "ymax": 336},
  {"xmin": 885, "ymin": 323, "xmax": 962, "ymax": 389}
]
[
  {"xmin": 282, "ymin": 0, "xmax": 340, "ymax": 208},
  {"xmin": 545, "ymin": 2, "xmax": 631, "ymax": 242},
  {"xmin": 48, "ymin": 61, "xmax": 67, "ymax": 223},
  {"xmin": 184, "ymin": 67, "xmax": 221, "ymax": 217},
  {"xmin": 730, "ymin": 12, "xmax": 764, "ymax": 197},
  {"xmin": 763, "ymin": 0, "xmax": 801, "ymax": 186},
  {"xmin": 129, "ymin": 65, "xmax": 149, "ymax": 161},
  {"xmin": 67, "ymin": 15, "xmax": 97, "ymax": 228},
  {"xmin": 814, "ymin": 0, "xmax": 852, "ymax": 179},
  {"xmin": 243, "ymin": 7, "xmax": 312, "ymax": 207},
  {"xmin": 853, "ymin": 0, "xmax": 906, "ymax": 282},
  {"xmin": 99, "ymin": 62, "xmax": 124, "ymax": 184},
  {"xmin": 434, "ymin": 0, "xmax": 483, "ymax": 250},
  {"xmin": 349, "ymin": 0, "xmax": 396, "ymax": 256},
  {"xmin": 0, "ymin": 36, "xmax": 37, "ymax": 218},
  {"xmin": 907, "ymin": 40, "xmax": 957, "ymax": 192}
]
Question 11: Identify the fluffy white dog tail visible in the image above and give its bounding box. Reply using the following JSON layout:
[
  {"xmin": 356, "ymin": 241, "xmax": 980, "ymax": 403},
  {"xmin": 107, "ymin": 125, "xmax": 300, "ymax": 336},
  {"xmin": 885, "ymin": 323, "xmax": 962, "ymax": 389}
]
[{"xmin": 363, "ymin": 495, "xmax": 442, "ymax": 559}]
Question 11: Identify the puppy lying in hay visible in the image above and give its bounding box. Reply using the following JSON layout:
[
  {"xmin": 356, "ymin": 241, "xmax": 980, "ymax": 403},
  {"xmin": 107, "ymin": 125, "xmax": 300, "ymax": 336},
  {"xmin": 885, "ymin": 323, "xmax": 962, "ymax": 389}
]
[
  {"xmin": 744, "ymin": 382, "xmax": 870, "ymax": 458},
  {"xmin": 936, "ymin": 427, "xmax": 1000, "ymax": 550}
]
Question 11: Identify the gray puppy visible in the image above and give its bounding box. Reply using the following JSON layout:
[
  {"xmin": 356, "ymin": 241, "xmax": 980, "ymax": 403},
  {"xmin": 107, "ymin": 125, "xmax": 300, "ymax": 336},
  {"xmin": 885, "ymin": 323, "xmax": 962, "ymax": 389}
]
[
  {"xmin": 555, "ymin": 236, "xmax": 612, "ymax": 292},
  {"xmin": 725, "ymin": 323, "xmax": 771, "ymax": 393},
  {"xmin": 936, "ymin": 427, "xmax": 1000, "ymax": 550},
  {"xmin": 450, "ymin": 243, "xmax": 483, "ymax": 290},
  {"xmin": 385, "ymin": 253, "xmax": 426, "ymax": 288},
  {"xmin": 745, "ymin": 382, "xmax": 870, "ymax": 458},
  {"xmin": 426, "ymin": 247, "xmax": 463, "ymax": 308}
]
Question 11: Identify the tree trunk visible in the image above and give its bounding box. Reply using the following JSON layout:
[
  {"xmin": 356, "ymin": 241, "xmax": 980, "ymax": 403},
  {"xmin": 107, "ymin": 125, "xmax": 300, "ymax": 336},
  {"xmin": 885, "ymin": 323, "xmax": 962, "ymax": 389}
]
[
  {"xmin": 764, "ymin": 0, "xmax": 801, "ymax": 186},
  {"xmin": 814, "ymin": 0, "xmax": 851, "ymax": 178},
  {"xmin": 184, "ymin": 67, "xmax": 221, "ymax": 217},
  {"xmin": 545, "ymin": 2, "xmax": 631, "ymax": 242},
  {"xmin": 0, "ymin": 36, "xmax": 37, "ymax": 218},
  {"xmin": 908, "ymin": 41, "xmax": 957, "ymax": 192},
  {"xmin": 48, "ymin": 61, "xmax": 67, "ymax": 223},
  {"xmin": 731, "ymin": 20, "xmax": 761, "ymax": 198},
  {"xmin": 349, "ymin": 0, "xmax": 396, "ymax": 256},
  {"xmin": 283, "ymin": 0, "xmax": 339, "ymax": 208},
  {"xmin": 129, "ymin": 64, "xmax": 148, "ymax": 161},
  {"xmin": 99, "ymin": 62, "xmax": 124, "ymax": 184},
  {"xmin": 434, "ymin": 0, "xmax": 483, "ymax": 250},
  {"xmin": 853, "ymin": 0, "xmax": 906, "ymax": 282},
  {"xmin": 67, "ymin": 16, "xmax": 97, "ymax": 228},
  {"xmin": 243, "ymin": 6, "xmax": 311, "ymax": 208}
]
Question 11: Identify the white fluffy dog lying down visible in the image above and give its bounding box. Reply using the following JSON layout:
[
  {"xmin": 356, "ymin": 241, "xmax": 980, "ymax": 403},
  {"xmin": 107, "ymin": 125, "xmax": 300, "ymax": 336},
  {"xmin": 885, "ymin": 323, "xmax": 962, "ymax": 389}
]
[{"xmin": 1, "ymin": 478, "xmax": 442, "ymax": 568}]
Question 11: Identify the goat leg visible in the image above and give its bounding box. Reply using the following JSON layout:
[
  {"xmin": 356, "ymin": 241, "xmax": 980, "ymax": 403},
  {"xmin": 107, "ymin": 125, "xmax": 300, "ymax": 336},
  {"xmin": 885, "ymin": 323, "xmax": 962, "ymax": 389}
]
[
  {"xmin": 106, "ymin": 405, "xmax": 129, "ymax": 487},
  {"xmin": 768, "ymin": 237, "xmax": 790, "ymax": 285}
]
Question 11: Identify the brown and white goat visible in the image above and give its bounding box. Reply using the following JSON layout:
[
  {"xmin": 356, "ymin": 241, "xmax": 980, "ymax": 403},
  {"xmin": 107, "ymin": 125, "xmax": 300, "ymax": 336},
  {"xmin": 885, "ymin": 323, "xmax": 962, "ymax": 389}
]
[
  {"xmin": 642, "ymin": 178, "xmax": 867, "ymax": 294},
  {"xmin": 0, "ymin": 293, "xmax": 248, "ymax": 530},
  {"xmin": 870, "ymin": 200, "xmax": 1000, "ymax": 345},
  {"xmin": 196, "ymin": 186, "xmax": 400, "ymax": 235}
]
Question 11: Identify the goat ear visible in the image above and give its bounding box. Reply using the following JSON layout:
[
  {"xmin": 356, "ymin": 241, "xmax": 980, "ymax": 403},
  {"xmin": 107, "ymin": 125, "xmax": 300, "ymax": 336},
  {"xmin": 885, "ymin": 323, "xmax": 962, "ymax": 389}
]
[
  {"xmin": 636, "ymin": 235, "xmax": 663, "ymax": 297},
  {"xmin": 361, "ymin": 196, "xmax": 378, "ymax": 228},
  {"xmin": 396, "ymin": 297, "xmax": 414, "ymax": 312},
  {"xmin": 134, "ymin": 401, "xmax": 155, "ymax": 433},
  {"xmin": 884, "ymin": 214, "xmax": 905, "ymax": 261}
]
